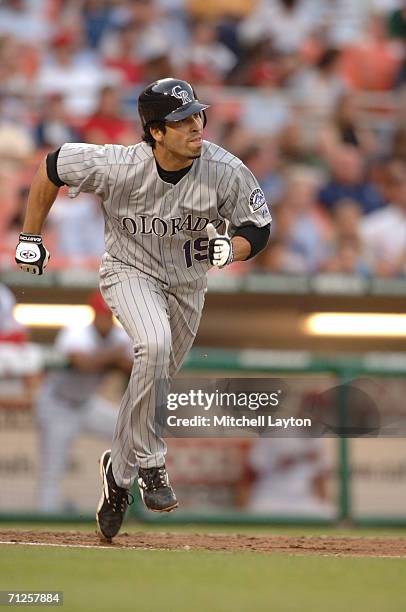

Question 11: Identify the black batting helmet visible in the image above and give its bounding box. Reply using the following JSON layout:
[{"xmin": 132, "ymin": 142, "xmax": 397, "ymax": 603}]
[{"xmin": 138, "ymin": 78, "xmax": 210, "ymax": 129}]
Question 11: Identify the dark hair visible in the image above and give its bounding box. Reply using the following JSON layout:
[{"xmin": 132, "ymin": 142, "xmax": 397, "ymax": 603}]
[
  {"xmin": 142, "ymin": 120, "xmax": 166, "ymax": 148},
  {"xmin": 317, "ymin": 48, "xmax": 340, "ymax": 70}
]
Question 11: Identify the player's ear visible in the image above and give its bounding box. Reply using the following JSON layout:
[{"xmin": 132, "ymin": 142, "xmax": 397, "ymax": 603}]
[{"xmin": 150, "ymin": 125, "xmax": 165, "ymax": 144}]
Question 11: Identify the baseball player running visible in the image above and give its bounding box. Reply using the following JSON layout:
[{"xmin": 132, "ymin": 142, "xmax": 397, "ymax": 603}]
[{"xmin": 15, "ymin": 78, "xmax": 271, "ymax": 539}]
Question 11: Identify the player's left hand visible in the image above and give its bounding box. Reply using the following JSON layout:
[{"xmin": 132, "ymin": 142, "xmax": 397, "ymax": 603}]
[{"xmin": 206, "ymin": 223, "xmax": 233, "ymax": 268}]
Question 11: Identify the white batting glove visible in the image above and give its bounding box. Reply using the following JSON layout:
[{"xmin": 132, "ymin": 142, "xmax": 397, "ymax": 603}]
[
  {"xmin": 15, "ymin": 233, "xmax": 50, "ymax": 275},
  {"xmin": 206, "ymin": 223, "xmax": 234, "ymax": 268}
]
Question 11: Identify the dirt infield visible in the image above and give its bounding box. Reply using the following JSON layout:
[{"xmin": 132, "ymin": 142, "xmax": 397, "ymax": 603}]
[{"xmin": 1, "ymin": 530, "xmax": 406, "ymax": 557}]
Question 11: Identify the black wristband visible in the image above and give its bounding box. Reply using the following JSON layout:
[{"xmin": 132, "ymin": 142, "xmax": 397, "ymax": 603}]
[
  {"xmin": 233, "ymin": 224, "xmax": 270, "ymax": 259},
  {"xmin": 46, "ymin": 148, "xmax": 65, "ymax": 187},
  {"xmin": 19, "ymin": 233, "xmax": 43, "ymax": 242}
]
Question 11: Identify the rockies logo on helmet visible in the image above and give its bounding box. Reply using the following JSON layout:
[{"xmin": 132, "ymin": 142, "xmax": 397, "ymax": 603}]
[
  {"xmin": 138, "ymin": 78, "xmax": 210, "ymax": 129},
  {"xmin": 171, "ymin": 85, "xmax": 192, "ymax": 106}
]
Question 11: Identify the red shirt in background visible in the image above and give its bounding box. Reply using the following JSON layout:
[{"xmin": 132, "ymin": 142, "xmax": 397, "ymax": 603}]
[{"xmin": 81, "ymin": 114, "xmax": 137, "ymax": 145}]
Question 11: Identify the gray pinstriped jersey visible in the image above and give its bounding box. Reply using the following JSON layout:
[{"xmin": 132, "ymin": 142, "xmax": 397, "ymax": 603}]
[{"xmin": 57, "ymin": 140, "xmax": 271, "ymax": 287}]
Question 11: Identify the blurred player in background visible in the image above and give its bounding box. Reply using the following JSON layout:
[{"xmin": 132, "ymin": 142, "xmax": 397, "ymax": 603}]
[
  {"xmin": 247, "ymin": 436, "xmax": 335, "ymax": 518},
  {"xmin": 246, "ymin": 391, "xmax": 335, "ymax": 517},
  {"xmin": 36, "ymin": 291, "xmax": 132, "ymax": 512}
]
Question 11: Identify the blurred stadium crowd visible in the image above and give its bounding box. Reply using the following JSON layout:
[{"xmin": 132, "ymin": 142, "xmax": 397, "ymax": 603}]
[{"xmin": 2, "ymin": 0, "xmax": 406, "ymax": 277}]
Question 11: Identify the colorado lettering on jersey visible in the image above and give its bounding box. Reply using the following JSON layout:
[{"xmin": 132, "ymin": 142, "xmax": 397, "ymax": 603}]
[{"xmin": 121, "ymin": 215, "xmax": 224, "ymax": 237}]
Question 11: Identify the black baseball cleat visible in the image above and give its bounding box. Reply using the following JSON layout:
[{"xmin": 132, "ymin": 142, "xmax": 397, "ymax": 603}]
[
  {"xmin": 96, "ymin": 450, "xmax": 133, "ymax": 540},
  {"xmin": 137, "ymin": 465, "xmax": 178, "ymax": 512}
]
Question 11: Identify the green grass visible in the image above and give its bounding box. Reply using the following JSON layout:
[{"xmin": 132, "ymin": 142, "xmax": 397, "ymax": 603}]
[
  {"xmin": 1, "ymin": 524, "xmax": 406, "ymax": 612},
  {"xmin": 1, "ymin": 545, "xmax": 406, "ymax": 612}
]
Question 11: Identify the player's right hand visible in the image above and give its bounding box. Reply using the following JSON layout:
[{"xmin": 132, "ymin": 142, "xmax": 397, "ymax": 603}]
[{"xmin": 15, "ymin": 233, "xmax": 50, "ymax": 275}]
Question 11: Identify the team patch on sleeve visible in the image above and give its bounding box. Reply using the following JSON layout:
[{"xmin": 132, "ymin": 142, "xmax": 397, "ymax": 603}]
[{"xmin": 249, "ymin": 188, "xmax": 268, "ymax": 213}]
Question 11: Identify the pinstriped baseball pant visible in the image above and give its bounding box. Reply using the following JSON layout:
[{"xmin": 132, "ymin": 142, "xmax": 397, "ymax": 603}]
[{"xmin": 100, "ymin": 267, "xmax": 205, "ymax": 489}]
